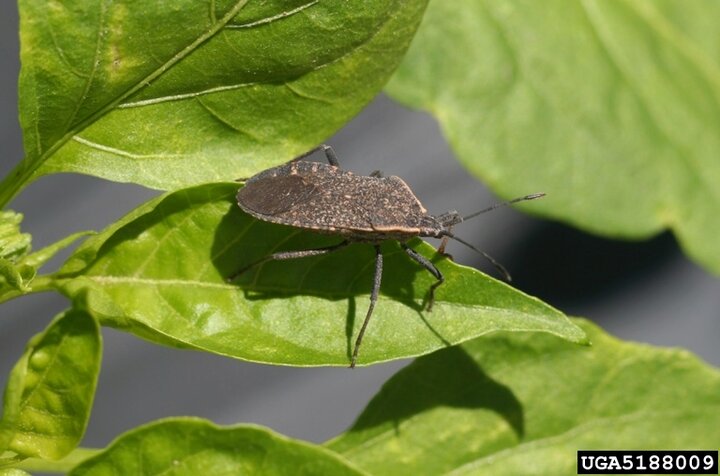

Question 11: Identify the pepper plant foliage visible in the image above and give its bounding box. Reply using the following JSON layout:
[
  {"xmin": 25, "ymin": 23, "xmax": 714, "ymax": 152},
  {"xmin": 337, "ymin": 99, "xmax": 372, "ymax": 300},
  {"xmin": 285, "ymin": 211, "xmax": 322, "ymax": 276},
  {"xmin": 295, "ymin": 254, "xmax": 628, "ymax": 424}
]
[
  {"xmin": 1, "ymin": 1, "xmax": 718, "ymax": 475},
  {"xmin": 386, "ymin": 0, "xmax": 720, "ymax": 275}
]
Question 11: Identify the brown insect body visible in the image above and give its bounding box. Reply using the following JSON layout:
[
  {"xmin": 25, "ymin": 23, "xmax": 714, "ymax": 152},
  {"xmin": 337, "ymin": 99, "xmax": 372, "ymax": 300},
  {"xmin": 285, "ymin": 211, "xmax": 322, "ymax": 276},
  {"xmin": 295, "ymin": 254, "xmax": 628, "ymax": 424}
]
[
  {"xmin": 237, "ymin": 160, "xmax": 448, "ymax": 242},
  {"xmin": 232, "ymin": 145, "xmax": 542, "ymax": 368}
]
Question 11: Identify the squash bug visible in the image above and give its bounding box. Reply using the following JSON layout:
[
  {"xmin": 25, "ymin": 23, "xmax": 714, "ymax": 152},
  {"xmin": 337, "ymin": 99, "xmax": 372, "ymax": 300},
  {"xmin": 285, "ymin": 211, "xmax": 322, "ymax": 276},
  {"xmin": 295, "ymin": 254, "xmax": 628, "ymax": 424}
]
[{"xmin": 230, "ymin": 145, "xmax": 544, "ymax": 367}]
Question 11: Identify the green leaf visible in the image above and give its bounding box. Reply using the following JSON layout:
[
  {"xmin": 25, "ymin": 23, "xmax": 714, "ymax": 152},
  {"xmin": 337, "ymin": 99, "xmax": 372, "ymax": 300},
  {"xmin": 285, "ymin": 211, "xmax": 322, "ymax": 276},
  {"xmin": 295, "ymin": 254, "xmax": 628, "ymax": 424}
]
[
  {"xmin": 385, "ymin": 0, "xmax": 720, "ymax": 274},
  {"xmin": 0, "ymin": 212, "xmax": 90, "ymax": 300},
  {"xmin": 11, "ymin": 448, "xmax": 99, "ymax": 474},
  {"xmin": 326, "ymin": 319, "xmax": 720, "ymax": 475},
  {"xmin": 0, "ymin": 308, "xmax": 101, "ymax": 461},
  {"xmin": 4, "ymin": 0, "xmax": 427, "ymax": 206},
  {"xmin": 0, "ymin": 260, "xmax": 32, "ymax": 294},
  {"xmin": 0, "ymin": 469, "xmax": 31, "ymax": 476},
  {"xmin": 20, "ymin": 231, "xmax": 95, "ymax": 270},
  {"xmin": 54, "ymin": 183, "xmax": 586, "ymax": 367},
  {"xmin": 0, "ymin": 211, "xmax": 33, "ymax": 293},
  {"xmin": 69, "ymin": 418, "xmax": 365, "ymax": 476},
  {"xmin": 0, "ymin": 212, "xmax": 31, "ymax": 262}
]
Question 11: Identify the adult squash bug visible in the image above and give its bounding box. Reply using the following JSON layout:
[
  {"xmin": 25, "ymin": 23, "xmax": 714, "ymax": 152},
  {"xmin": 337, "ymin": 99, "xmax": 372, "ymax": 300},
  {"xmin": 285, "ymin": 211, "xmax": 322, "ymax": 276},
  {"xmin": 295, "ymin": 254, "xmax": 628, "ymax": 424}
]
[{"xmin": 230, "ymin": 145, "xmax": 543, "ymax": 367}]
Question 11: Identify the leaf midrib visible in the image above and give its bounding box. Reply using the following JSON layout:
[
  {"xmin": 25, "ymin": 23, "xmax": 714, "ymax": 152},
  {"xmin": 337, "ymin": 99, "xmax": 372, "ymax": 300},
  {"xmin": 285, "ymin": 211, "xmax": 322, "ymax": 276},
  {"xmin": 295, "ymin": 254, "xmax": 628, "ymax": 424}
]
[
  {"xmin": 445, "ymin": 406, "xmax": 720, "ymax": 475},
  {"xmin": 60, "ymin": 274, "xmax": 564, "ymax": 322},
  {"xmin": 333, "ymin": 406, "xmax": 719, "ymax": 475},
  {"xmin": 21, "ymin": 0, "xmax": 253, "ymax": 189}
]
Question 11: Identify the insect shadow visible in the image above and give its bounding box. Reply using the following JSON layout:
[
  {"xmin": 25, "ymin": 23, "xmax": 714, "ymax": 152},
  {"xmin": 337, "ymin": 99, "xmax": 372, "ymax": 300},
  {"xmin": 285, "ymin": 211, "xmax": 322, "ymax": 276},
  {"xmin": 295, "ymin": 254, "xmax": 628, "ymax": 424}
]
[
  {"xmin": 210, "ymin": 209, "xmax": 446, "ymax": 360},
  {"xmin": 346, "ymin": 346, "xmax": 524, "ymax": 440}
]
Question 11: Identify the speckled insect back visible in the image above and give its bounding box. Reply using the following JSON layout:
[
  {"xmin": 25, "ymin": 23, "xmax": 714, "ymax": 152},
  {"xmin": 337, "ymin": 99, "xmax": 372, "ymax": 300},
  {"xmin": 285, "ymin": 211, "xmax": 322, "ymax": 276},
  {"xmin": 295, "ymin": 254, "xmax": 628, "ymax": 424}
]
[
  {"xmin": 231, "ymin": 145, "xmax": 544, "ymax": 368},
  {"xmin": 237, "ymin": 160, "xmax": 444, "ymax": 242}
]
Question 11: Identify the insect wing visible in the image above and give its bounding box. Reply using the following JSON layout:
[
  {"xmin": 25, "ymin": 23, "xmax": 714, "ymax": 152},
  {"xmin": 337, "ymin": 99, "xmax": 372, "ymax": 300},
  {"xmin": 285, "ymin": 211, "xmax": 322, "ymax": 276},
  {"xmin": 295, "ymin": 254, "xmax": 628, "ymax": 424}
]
[
  {"xmin": 236, "ymin": 161, "xmax": 427, "ymax": 235},
  {"xmin": 237, "ymin": 174, "xmax": 318, "ymax": 217}
]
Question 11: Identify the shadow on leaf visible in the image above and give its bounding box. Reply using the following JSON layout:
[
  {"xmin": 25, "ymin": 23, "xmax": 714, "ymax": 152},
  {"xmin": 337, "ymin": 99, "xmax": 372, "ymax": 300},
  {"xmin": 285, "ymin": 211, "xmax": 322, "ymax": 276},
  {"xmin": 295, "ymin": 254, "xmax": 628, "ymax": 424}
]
[
  {"xmin": 347, "ymin": 345, "xmax": 524, "ymax": 439},
  {"xmin": 212, "ymin": 206, "xmax": 452, "ymax": 357}
]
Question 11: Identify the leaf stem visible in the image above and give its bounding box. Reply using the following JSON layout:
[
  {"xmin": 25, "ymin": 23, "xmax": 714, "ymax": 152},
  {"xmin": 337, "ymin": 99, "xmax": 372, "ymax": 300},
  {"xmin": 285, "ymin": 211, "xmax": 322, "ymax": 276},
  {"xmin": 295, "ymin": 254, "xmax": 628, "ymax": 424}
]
[
  {"xmin": 0, "ymin": 159, "xmax": 32, "ymax": 209},
  {"xmin": 0, "ymin": 274, "xmax": 57, "ymax": 306}
]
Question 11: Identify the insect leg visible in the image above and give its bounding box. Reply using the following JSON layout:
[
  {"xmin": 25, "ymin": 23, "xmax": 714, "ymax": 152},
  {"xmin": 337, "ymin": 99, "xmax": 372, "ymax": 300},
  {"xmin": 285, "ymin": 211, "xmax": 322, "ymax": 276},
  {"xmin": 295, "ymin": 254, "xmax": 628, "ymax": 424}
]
[
  {"xmin": 290, "ymin": 144, "xmax": 340, "ymax": 167},
  {"xmin": 321, "ymin": 144, "xmax": 340, "ymax": 166},
  {"xmin": 350, "ymin": 244, "xmax": 383, "ymax": 368},
  {"xmin": 402, "ymin": 243, "xmax": 444, "ymax": 312},
  {"xmin": 437, "ymin": 225, "xmax": 453, "ymax": 257},
  {"xmin": 226, "ymin": 240, "xmax": 349, "ymax": 282},
  {"xmin": 369, "ymin": 170, "xmax": 384, "ymax": 178}
]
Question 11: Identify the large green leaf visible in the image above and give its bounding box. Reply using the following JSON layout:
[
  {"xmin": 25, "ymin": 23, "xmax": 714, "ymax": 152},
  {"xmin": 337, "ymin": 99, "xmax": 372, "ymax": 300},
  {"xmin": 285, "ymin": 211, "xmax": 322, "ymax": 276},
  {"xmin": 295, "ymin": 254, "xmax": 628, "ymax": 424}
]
[
  {"xmin": 0, "ymin": 308, "xmax": 101, "ymax": 461},
  {"xmin": 53, "ymin": 182, "xmax": 586, "ymax": 367},
  {"xmin": 69, "ymin": 418, "xmax": 364, "ymax": 476},
  {"xmin": 385, "ymin": 0, "xmax": 720, "ymax": 274},
  {"xmin": 3, "ymin": 0, "xmax": 427, "ymax": 205},
  {"xmin": 327, "ymin": 319, "xmax": 720, "ymax": 475}
]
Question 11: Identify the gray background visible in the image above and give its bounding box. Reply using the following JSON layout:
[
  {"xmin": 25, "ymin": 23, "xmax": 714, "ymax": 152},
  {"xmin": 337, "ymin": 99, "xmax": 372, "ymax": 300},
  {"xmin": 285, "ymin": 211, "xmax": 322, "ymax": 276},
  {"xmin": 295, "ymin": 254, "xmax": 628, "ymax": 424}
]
[{"xmin": 1, "ymin": 2, "xmax": 718, "ymax": 450}]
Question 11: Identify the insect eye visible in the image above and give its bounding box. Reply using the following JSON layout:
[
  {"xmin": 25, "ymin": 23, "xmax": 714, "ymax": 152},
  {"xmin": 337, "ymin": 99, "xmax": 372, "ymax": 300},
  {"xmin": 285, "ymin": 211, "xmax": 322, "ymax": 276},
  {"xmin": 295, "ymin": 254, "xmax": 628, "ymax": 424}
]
[{"xmin": 438, "ymin": 211, "xmax": 462, "ymax": 227}]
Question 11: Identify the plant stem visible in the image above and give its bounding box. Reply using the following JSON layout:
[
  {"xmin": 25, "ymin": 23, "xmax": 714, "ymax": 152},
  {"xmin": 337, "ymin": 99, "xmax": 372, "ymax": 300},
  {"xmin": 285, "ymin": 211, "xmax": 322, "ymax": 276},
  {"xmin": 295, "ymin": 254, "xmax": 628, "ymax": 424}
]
[
  {"xmin": 0, "ymin": 275, "xmax": 57, "ymax": 306},
  {"xmin": 0, "ymin": 159, "xmax": 32, "ymax": 210}
]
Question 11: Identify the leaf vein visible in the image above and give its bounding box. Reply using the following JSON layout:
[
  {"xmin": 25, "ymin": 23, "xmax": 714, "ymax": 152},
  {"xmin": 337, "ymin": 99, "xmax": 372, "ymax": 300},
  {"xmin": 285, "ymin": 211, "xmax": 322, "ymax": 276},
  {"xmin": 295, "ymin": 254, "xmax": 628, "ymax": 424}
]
[
  {"xmin": 226, "ymin": 1, "xmax": 319, "ymax": 29},
  {"xmin": 446, "ymin": 407, "xmax": 720, "ymax": 475},
  {"xmin": 72, "ymin": 136, "xmax": 186, "ymax": 160},
  {"xmin": 46, "ymin": 18, "xmax": 89, "ymax": 79},
  {"xmin": 19, "ymin": 0, "xmax": 253, "ymax": 191},
  {"xmin": 250, "ymin": 230, "xmax": 304, "ymax": 287},
  {"xmin": 118, "ymin": 82, "xmax": 258, "ymax": 109},
  {"xmin": 196, "ymin": 97, "xmax": 263, "ymax": 140},
  {"xmin": 21, "ymin": 403, "xmax": 76, "ymax": 421},
  {"xmin": 284, "ymin": 83, "xmax": 332, "ymax": 104},
  {"xmin": 85, "ymin": 275, "xmax": 237, "ymax": 290},
  {"xmin": 17, "ymin": 333, "xmax": 69, "ymax": 414},
  {"xmin": 198, "ymin": 214, "xmax": 258, "ymax": 278},
  {"xmin": 63, "ymin": 1, "xmax": 108, "ymax": 131}
]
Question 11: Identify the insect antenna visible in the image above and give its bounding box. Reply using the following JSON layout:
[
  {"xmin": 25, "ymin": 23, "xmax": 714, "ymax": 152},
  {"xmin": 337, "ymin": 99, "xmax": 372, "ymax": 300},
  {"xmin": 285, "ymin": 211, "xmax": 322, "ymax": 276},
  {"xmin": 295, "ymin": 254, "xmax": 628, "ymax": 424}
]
[
  {"xmin": 439, "ymin": 231, "xmax": 512, "ymax": 282},
  {"xmin": 463, "ymin": 193, "xmax": 545, "ymax": 221},
  {"xmin": 436, "ymin": 193, "xmax": 545, "ymax": 278}
]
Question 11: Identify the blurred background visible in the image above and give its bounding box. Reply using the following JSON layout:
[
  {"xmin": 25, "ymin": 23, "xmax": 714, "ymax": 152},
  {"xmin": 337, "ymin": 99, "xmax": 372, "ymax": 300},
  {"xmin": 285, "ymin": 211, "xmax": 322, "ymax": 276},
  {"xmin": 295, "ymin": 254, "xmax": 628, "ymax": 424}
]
[{"xmin": 1, "ymin": 2, "xmax": 718, "ymax": 449}]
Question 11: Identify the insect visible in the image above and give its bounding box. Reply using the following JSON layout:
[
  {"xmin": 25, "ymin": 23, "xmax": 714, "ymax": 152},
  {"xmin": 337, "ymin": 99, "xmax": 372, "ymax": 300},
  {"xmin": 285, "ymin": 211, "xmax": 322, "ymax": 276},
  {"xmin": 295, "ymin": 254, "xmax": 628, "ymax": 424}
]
[{"xmin": 230, "ymin": 144, "xmax": 543, "ymax": 368}]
